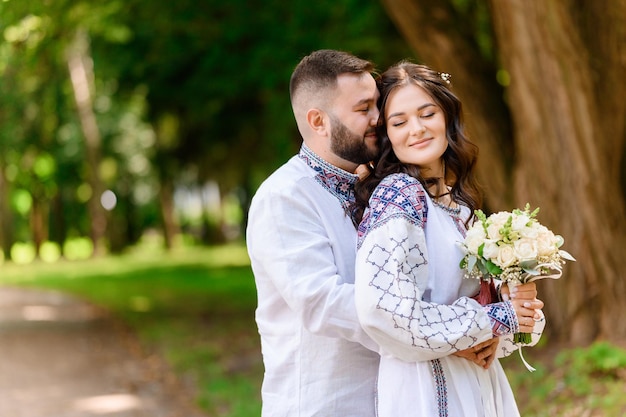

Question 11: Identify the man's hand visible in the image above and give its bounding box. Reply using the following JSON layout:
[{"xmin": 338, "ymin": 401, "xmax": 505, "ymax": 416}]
[{"xmin": 453, "ymin": 337, "xmax": 499, "ymax": 369}]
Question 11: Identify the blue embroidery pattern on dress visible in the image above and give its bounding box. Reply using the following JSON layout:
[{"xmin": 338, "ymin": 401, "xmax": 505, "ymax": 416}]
[
  {"xmin": 298, "ymin": 144, "xmax": 359, "ymax": 222},
  {"xmin": 357, "ymin": 173, "xmax": 428, "ymax": 247},
  {"xmin": 485, "ymin": 301, "xmax": 520, "ymax": 336},
  {"xmin": 431, "ymin": 359, "xmax": 449, "ymax": 417}
]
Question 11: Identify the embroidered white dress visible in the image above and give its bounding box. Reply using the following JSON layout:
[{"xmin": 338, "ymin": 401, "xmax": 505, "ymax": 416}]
[
  {"xmin": 355, "ymin": 173, "xmax": 545, "ymax": 417},
  {"xmin": 247, "ymin": 144, "xmax": 380, "ymax": 417}
]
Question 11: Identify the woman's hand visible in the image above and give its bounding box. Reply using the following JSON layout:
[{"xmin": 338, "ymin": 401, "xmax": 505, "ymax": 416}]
[
  {"xmin": 502, "ymin": 282, "xmax": 544, "ymax": 333},
  {"xmin": 500, "ymin": 281, "xmax": 537, "ymax": 303},
  {"xmin": 453, "ymin": 337, "xmax": 499, "ymax": 369}
]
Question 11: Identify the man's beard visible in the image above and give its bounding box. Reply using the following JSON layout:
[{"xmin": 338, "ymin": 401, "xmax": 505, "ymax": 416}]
[{"xmin": 329, "ymin": 115, "xmax": 378, "ymax": 165}]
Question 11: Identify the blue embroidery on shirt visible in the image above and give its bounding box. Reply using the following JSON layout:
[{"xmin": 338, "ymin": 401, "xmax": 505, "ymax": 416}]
[{"xmin": 298, "ymin": 144, "xmax": 359, "ymax": 223}]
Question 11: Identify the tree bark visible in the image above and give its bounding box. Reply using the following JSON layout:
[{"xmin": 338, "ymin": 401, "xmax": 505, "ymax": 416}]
[
  {"xmin": 489, "ymin": 0, "xmax": 626, "ymax": 343},
  {"xmin": 0, "ymin": 162, "xmax": 14, "ymax": 260},
  {"xmin": 382, "ymin": 0, "xmax": 626, "ymax": 343},
  {"xmin": 154, "ymin": 113, "xmax": 181, "ymax": 250},
  {"xmin": 159, "ymin": 178, "xmax": 178, "ymax": 250},
  {"xmin": 67, "ymin": 29, "xmax": 107, "ymax": 257},
  {"xmin": 30, "ymin": 197, "xmax": 47, "ymax": 257},
  {"xmin": 380, "ymin": 0, "xmax": 515, "ymax": 210}
]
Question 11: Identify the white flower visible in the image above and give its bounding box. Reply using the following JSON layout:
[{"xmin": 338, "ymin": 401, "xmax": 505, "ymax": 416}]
[
  {"xmin": 461, "ymin": 205, "xmax": 574, "ymax": 290},
  {"xmin": 519, "ymin": 223, "xmax": 540, "ymax": 239},
  {"xmin": 482, "ymin": 240, "xmax": 500, "ymax": 261},
  {"xmin": 536, "ymin": 226, "xmax": 558, "ymax": 257},
  {"xmin": 511, "ymin": 213, "xmax": 531, "ymax": 231},
  {"xmin": 495, "ymin": 244, "xmax": 517, "ymax": 268},
  {"xmin": 490, "ymin": 211, "xmax": 511, "ymax": 225},
  {"xmin": 464, "ymin": 226, "xmax": 486, "ymax": 254},
  {"xmin": 514, "ymin": 237, "xmax": 538, "ymax": 260},
  {"xmin": 486, "ymin": 212, "xmax": 511, "ymax": 240}
]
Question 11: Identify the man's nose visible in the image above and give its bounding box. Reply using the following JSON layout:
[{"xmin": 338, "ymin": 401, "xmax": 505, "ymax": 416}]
[{"xmin": 370, "ymin": 107, "xmax": 380, "ymax": 124}]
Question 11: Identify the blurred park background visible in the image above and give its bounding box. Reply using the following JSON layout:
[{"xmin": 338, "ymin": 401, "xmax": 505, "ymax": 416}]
[{"xmin": 0, "ymin": 0, "xmax": 625, "ymax": 416}]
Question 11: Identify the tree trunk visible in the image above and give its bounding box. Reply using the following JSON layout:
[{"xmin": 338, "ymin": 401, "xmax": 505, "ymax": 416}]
[
  {"xmin": 0, "ymin": 162, "xmax": 14, "ymax": 260},
  {"xmin": 489, "ymin": 0, "xmax": 626, "ymax": 343},
  {"xmin": 30, "ymin": 197, "xmax": 47, "ymax": 257},
  {"xmin": 67, "ymin": 29, "xmax": 107, "ymax": 257},
  {"xmin": 380, "ymin": 0, "xmax": 515, "ymax": 210},
  {"xmin": 159, "ymin": 178, "xmax": 178, "ymax": 250},
  {"xmin": 381, "ymin": 0, "xmax": 626, "ymax": 343},
  {"xmin": 154, "ymin": 113, "xmax": 181, "ymax": 250}
]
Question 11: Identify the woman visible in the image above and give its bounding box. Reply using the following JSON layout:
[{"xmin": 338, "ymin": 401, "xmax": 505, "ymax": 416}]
[{"xmin": 353, "ymin": 62, "xmax": 545, "ymax": 417}]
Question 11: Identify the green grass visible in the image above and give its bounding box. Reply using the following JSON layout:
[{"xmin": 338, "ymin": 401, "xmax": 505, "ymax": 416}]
[
  {"xmin": 3, "ymin": 244, "xmax": 626, "ymax": 417},
  {"xmin": 0, "ymin": 244, "xmax": 263, "ymax": 417},
  {"xmin": 502, "ymin": 340, "xmax": 626, "ymax": 417}
]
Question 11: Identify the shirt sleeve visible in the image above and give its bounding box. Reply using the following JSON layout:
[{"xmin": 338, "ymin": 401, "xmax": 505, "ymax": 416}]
[
  {"xmin": 354, "ymin": 176, "xmax": 495, "ymax": 362},
  {"xmin": 247, "ymin": 180, "xmax": 379, "ymax": 352}
]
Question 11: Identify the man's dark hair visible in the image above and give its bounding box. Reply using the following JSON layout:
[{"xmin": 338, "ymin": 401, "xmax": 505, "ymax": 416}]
[{"xmin": 289, "ymin": 50, "xmax": 374, "ymax": 104}]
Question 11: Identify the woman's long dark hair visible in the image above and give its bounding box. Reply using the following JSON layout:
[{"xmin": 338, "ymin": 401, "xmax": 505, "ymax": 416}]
[{"xmin": 353, "ymin": 61, "xmax": 483, "ymax": 226}]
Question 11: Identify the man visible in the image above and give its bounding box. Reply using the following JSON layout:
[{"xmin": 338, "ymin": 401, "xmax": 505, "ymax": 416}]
[{"xmin": 246, "ymin": 49, "xmax": 381, "ymax": 416}]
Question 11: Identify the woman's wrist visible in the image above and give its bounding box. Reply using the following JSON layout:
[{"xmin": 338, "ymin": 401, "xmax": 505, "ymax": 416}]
[{"xmin": 483, "ymin": 301, "xmax": 520, "ymax": 337}]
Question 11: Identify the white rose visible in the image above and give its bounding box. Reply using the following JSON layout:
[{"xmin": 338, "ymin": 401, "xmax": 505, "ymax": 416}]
[
  {"xmin": 519, "ymin": 222, "xmax": 540, "ymax": 239},
  {"xmin": 536, "ymin": 227, "xmax": 558, "ymax": 257},
  {"xmin": 496, "ymin": 244, "xmax": 517, "ymax": 268},
  {"xmin": 482, "ymin": 240, "xmax": 500, "ymax": 261},
  {"xmin": 486, "ymin": 223, "xmax": 502, "ymax": 241},
  {"xmin": 511, "ymin": 214, "xmax": 531, "ymax": 231},
  {"xmin": 514, "ymin": 238, "xmax": 538, "ymax": 261},
  {"xmin": 464, "ymin": 226, "xmax": 486, "ymax": 254},
  {"xmin": 486, "ymin": 212, "xmax": 510, "ymax": 240}
]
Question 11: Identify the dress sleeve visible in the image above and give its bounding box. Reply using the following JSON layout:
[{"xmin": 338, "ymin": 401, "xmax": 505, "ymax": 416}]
[
  {"xmin": 492, "ymin": 280, "xmax": 547, "ymax": 357},
  {"xmin": 497, "ymin": 311, "xmax": 546, "ymax": 358},
  {"xmin": 355, "ymin": 175, "xmax": 495, "ymax": 362}
]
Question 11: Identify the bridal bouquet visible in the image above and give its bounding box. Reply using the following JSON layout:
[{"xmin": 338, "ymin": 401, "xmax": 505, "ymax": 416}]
[{"xmin": 459, "ymin": 204, "xmax": 575, "ymax": 344}]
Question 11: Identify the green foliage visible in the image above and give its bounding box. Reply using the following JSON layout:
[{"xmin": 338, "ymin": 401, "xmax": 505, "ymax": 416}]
[
  {"xmin": 503, "ymin": 341, "xmax": 626, "ymax": 416},
  {"xmin": 0, "ymin": 0, "xmax": 413, "ymax": 254}
]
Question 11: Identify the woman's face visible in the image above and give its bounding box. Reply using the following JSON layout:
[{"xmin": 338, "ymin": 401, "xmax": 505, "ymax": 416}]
[{"xmin": 384, "ymin": 83, "xmax": 448, "ymax": 177}]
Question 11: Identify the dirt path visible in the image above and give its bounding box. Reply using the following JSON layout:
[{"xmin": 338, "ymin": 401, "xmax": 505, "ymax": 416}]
[{"xmin": 0, "ymin": 286, "xmax": 209, "ymax": 417}]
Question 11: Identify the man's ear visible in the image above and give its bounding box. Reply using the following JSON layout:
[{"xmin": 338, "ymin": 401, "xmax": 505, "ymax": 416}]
[{"xmin": 306, "ymin": 108, "xmax": 329, "ymax": 137}]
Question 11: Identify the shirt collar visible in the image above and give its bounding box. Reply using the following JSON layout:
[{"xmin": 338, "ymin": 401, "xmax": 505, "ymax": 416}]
[{"xmin": 298, "ymin": 144, "xmax": 359, "ymax": 219}]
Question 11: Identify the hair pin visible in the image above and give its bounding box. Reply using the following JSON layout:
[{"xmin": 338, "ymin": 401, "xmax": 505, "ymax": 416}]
[{"xmin": 439, "ymin": 72, "xmax": 452, "ymax": 85}]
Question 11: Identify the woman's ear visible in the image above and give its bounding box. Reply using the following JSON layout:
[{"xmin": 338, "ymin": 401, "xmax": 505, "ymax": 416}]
[{"xmin": 306, "ymin": 108, "xmax": 329, "ymax": 137}]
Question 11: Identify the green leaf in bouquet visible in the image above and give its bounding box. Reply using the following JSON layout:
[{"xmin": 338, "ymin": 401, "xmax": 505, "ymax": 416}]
[
  {"xmin": 466, "ymin": 255, "xmax": 477, "ymax": 272},
  {"xmin": 522, "ymin": 267, "xmax": 541, "ymax": 276},
  {"xmin": 555, "ymin": 235, "xmax": 564, "ymax": 248},
  {"xmin": 476, "ymin": 258, "xmax": 489, "ymax": 275},
  {"xmin": 520, "ymin": 259, "xmax": 538, "ymax": 270},
  {"xmin": 559, "ymin": 250, "xmax": 576, "ymax": 262},
  {"xmin": 477, "ymin": 243, "xmax": 485, "ymax": 257},
  {"xmin": 485, "ymin": 260, "xmax": 502, "ymax": 275}
]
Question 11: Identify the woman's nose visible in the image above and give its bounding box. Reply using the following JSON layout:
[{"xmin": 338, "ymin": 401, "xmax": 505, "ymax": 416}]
[{"xmin": 409, "ymin": 117, "xmax": 425, "ymax": 135}]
